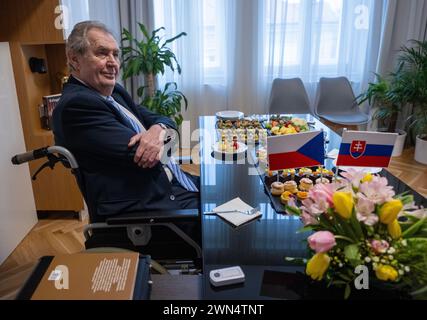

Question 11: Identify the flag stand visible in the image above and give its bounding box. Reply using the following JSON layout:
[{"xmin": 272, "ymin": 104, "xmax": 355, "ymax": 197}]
[
  {"xmin": 334, "ymin": 128, "xmax": 347, "ymax": 182},
  {"xmin": 334, "ymin": 166, "xmax": 339, "ymax": 182},
  {"xmin": 320, "ymin": 128, "xmax": 325, "ymax": 183}
]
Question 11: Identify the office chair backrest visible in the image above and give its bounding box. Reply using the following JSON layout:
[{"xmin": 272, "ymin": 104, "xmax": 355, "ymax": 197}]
[
  {"xmin": 268, "ymin": 78, "xmax": 311, "ymax": 115},
  {"xmin": 314, "ymin": 77, "xmax": 358, "ymax": 115}
]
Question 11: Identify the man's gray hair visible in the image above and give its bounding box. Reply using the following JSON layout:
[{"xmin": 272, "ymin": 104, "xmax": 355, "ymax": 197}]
[{"xmin": 66, "ymin": 21, "xmax": 116, "ymax": 70}]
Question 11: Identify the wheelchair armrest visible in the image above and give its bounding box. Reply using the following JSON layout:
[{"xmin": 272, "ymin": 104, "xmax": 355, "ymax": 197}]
[{"xmin": 105, "ymin": 209, "xmax": 199, "ymax": 225}]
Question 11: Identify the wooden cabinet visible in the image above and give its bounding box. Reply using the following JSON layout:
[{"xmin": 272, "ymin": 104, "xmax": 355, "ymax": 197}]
[
  {"xmin": 1, "ymin": 0, "xmax": 83, "ymax": 212},
  {"xmin": 0, "ymin": 0, "xmax": 64, "ymax": 44}
]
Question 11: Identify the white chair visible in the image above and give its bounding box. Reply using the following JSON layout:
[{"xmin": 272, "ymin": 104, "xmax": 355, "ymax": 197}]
[
  {"xmin": 268, "ymin": 78, "xmax": 311, "ymax": 115},
  {"xmin": 314, "ymin": 77, "xmax": 370, "ymax": 125}
]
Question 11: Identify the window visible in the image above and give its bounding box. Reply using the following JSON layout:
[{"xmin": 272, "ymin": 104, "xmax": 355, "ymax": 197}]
[
  {"xmin": 203, "ymin": 0, "xmax": 222, "ymax": 70},
  {"xmin": 264, "ymin": 0, "xmax": 373, "ymax": 80},
  {"xmin": 153, "ymin": 0, "xmax": 377, "ymax": 86}
]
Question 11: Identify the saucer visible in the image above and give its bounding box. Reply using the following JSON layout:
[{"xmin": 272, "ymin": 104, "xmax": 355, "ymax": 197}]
[
  {"xmin": 216, "ymin": 111, "xmax": 244, "ymax": 121},
  {"xmin": 212, "ymin": 141, "xmax": 248, "ymax": 154},
  {"xmin": 212, "ymin": 142, "xmax": 248, "ymax": 162}
]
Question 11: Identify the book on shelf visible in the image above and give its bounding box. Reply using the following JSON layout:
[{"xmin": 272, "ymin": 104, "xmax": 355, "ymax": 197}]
[
  {"xmin": 17, "ymin": 252, "xmax": 150, "ymax": 300},
  {"xmin": 40, "ymin": 94, "xmax": 61, "ymax": 130}
]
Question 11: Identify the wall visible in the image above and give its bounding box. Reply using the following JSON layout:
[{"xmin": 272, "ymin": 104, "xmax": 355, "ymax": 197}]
[{"xmin": 0, "ymin": 42, "xmax": 37, "ymax": 265}]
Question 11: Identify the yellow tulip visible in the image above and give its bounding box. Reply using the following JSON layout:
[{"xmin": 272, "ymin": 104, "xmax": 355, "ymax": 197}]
[
  {"xmin": 388, "ymin": 219, "xmax": 402, "ymax": 239},
  {"xmin": 379, "ymin": 199, "xmax": 403, "ymax": 225},
  {"xmin": 375, "ymin": 265, "xmax": 398, "ymax": 282},
  {"xmin": 361, "ymin": 173, "xmax": 373, "ymax": 183},
  {"xmin": 333, "ymin": 192, "xmax": 354, "ymax": 219},
  {"xmin": 306, "ymin": 253, "xmax": 331, "ymax": 281}
]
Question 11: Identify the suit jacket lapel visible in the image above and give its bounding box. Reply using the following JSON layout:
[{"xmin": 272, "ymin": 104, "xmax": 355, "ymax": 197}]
[{"xmin": 67, "ymin": 76, "xmax": 149, "ymax": 131}]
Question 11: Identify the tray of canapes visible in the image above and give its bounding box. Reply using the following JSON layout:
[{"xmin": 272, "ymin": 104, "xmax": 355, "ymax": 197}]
[
  {"xmin": 216, "ymin": 118, "xmax": 268, "ymax": 145},
  {"xmin": 216, "ymin": 118, "xmax": 263, "ymax": 130},
  {"xmin": 263, "ymin": 115, "xmax": 311, "ymax": 136},
  {"xmin": 262, "ymin": 167, "xmax": 335, "ymax": 214}
]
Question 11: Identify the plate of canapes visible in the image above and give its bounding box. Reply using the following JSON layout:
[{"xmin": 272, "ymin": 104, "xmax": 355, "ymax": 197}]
[
  {"xmin": 213, "ymin": 140, "xmax": 248, "ymax": 154},
  {"xmin": 264, "ymin": 167, "xmax": 336, "ymax": 212},
  {"xmin": 212, "ymin": 137, "xmax": 248, "ymax": 161},
  {"xmin": 264, "ymin": 116, "xmax": 311, "ymax": 136}
]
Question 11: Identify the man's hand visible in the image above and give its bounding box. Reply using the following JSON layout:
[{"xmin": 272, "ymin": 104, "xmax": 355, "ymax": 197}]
[{"xmin": 128, "ymin": 124, "xmax": 166, "ymax": 168}]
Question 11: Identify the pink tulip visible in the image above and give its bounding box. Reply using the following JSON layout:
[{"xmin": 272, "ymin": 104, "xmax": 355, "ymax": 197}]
[
  {"xmin": 308, "ymin": 231, "xmax": 336, "ymax": 253},
  {"xmin": 311, "ymin": 183, "xmax": 335, "ymax": 206}
]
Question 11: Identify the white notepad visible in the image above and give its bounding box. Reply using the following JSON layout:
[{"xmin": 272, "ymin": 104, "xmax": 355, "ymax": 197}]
[{"xmin": 211, "ymin": 198, "xmax": 262, "ymax": 227}]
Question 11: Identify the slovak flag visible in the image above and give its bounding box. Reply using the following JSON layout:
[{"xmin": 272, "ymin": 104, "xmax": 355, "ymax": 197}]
[
  {"xmin": 336, "ymin": 131, "xmax": 398, "ymax": 168},
  {"xmin": 267, "ymin": 131, "xmax": 325, "ymax": 171}
]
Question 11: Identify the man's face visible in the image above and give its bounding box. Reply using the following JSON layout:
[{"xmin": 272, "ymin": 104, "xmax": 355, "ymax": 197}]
[{"xmin": 70, "ymin": 28, "xmax": 120, "ymax": 96}]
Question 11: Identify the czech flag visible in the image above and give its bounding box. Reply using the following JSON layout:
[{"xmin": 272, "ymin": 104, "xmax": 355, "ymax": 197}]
[
  {"xmin": 267, "ymin": 131, "xmax": 325, "ymax": 171},
  {"xmin": 336, "ymin": 131, "xmax": 398, "ymax": 168}
]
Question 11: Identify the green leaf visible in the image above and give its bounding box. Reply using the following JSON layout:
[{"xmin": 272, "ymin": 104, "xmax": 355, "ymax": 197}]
[
  {"xmin": 354, "ymin": 214, "xmax": 365, "ymax": 240},
  {"xmin": 175, "ymin": 114, "xmax": 184, "ymax": 126},
  {"xmin": 138, "ymin": 23, "xmax": 150, "ymax": 40},
  {"xmin": 151, "ymin": 26, "xmax": 165, "ymax": 38},
  {"xmin": 163, "ymin": 32, "xmax": 187, "ymax": 46},
  {"xmin": 402, "ymin": 217, "xmax": 427, "ymax": 238},
  {"xmin": 344, "ymin": 284, "xmax": 352, "ymax": 300},
  {"xmin": 337, "ymin": 273, "xmax": 353, "ymax": 282},
  {"xmin": 284, "ymin": 205, "xmax": 301, "ymax": 216},
  {"xmin": 335, "ymin": 215, "xmax": 358, "ymax": 241},
  {"xmin": 297, "ymin": 226, "xmax": 315, "ymax": 234},
  {"xmin": 344, "ymin": 244, "xmax": 360, "ymax": 263},
  {"xmin": 137, "ymin": 86, "xmax": 146, "ymax": 98},
  {"xmin": 331, "ymin": 280, "xmax": 350, "ymax": 286},
  {"xmin": 284, "ymin": 257, "xmax": 307, "ymax": 266},
  {"xmin": 145, "ymin": 61, "xmax": 153, "ymax": 73}
]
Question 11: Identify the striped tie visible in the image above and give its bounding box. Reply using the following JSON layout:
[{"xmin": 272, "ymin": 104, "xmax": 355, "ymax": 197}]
[{"xmin": 106, "ymin": 96, "xmax": 198, "ymax": 192}]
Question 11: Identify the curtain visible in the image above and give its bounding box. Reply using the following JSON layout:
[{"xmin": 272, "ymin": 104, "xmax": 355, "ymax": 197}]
[
  {"xmin": 61, "ymin": 0, "xmax": 121, "ymax": 41},
  {"xmin": 117, "ymin": 0, "xmax": 154, "ymax": 98},
  {"xmin": 152, "ymin": 0, "xmax": 388, "ymax": 137},
  {"xmin": 365, "ymin": 0, "xmax": 397, "ymax": 130},
  {"xmin": 372, "ymin": 0, "xmax": 427, "ymax": 134}
]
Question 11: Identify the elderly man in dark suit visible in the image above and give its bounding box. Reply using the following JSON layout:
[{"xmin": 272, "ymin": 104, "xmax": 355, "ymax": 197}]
[{"xmin": 53, "ymin": 21, "xmax": 199, "ymax": 224}]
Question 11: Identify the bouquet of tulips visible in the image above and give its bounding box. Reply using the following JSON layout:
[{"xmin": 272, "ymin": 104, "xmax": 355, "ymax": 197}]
[{"xmin": 286, "ymin": 169, "xmax": 427, "ymax": 299}]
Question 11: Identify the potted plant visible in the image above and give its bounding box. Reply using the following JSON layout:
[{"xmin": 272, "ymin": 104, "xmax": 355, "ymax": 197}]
[
  {"xmin": 392, "ymin": 40, "xmax": 427, "ymax": 164},
  {"xmin": 357, "ymin": 75, "xmax": 407, "ymax": 157},
  {"xmin": 121, "ymin": 23, "xmax": 188, "ymax": 126}
]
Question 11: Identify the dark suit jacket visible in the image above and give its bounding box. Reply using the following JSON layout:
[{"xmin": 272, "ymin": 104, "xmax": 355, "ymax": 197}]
[{"xmin": 53, "ymin": 76, "xmax": 180, "ymax": 221}]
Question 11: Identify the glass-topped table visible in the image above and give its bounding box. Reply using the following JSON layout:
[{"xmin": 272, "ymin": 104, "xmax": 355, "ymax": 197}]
[{"xmin": 198, "ymin": 114, "xmax": 426, "ymax": 300}]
